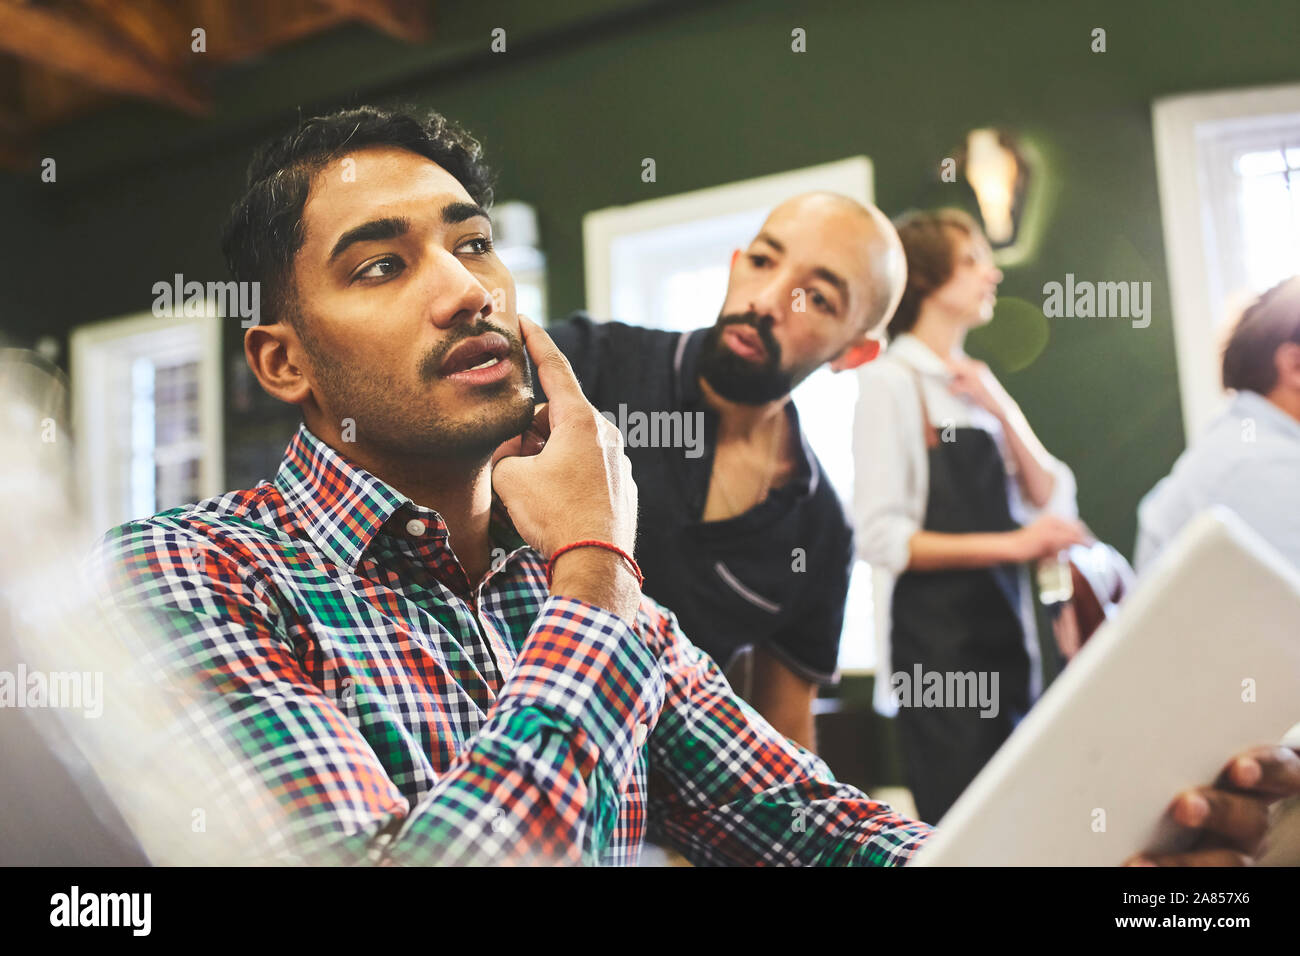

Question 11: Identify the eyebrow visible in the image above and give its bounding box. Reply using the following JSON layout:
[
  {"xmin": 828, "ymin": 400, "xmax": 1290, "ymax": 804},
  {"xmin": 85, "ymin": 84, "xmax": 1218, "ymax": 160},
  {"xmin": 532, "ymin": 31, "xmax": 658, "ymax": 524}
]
[
  {"xmin": 443, "ymin": 201, "xmax": 491, "ymax": 226},
  {"xmin": 812, "ymin": 266, "xmax": 850, "ymax": 301},
  {"xmin": 328, "ymin": 216, "xmax": 409, "ymax": 263},
  {"xmin": 754, "ymin": 231, "xmax": 851, "ymax": 303},
  {"xmin": 327, "ymin": 202, "xmax": 491, "ymax": 263}
]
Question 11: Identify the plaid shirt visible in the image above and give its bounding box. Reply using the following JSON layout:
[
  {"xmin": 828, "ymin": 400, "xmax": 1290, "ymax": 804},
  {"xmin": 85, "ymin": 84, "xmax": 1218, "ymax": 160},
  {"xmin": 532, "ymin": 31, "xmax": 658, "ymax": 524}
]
[{"xmin": 87, "ymin": 423, "xmax": 932, "ymax": 866}]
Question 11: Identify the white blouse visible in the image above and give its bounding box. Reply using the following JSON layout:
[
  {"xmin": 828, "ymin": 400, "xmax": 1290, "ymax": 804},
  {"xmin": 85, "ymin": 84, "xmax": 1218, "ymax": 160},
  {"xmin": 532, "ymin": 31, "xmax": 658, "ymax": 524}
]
[{"xmin": 852, "ymin": 333, "xmax": 1079, "ymax": 714}]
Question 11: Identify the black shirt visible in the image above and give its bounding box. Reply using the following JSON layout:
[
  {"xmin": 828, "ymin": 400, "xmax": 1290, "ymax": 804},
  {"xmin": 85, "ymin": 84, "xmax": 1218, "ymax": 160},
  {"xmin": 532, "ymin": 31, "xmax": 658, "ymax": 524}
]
[{"xmin": 537, "ymin": 314, "xmax": 853, "ymax": 684}]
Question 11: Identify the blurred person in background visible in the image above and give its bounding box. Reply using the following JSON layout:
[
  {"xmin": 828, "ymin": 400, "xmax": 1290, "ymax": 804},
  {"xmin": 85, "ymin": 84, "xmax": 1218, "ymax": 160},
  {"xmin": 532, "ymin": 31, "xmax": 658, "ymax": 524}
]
[
  {"xmin": 1136, "ymin": 276, "xmax": 1300, "ymax": 574},
  {"xmin": 853, "ymin": 208, "xmax": 1088, "ymax": 823}
]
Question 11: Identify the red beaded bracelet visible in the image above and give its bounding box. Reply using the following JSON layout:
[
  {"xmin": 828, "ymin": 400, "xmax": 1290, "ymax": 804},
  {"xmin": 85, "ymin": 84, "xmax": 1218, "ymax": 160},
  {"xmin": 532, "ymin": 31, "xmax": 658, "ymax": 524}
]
[{"xmin": 545, "ymin": 539, "xmax": 644, "ymax": 589}]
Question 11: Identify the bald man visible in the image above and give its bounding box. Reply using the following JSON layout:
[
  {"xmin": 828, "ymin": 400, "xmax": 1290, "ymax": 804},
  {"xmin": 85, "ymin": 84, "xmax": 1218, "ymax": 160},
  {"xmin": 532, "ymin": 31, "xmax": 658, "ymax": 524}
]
[{"xmin": 538, "ymin": 194, "xmax": 905, "ymax": 751}]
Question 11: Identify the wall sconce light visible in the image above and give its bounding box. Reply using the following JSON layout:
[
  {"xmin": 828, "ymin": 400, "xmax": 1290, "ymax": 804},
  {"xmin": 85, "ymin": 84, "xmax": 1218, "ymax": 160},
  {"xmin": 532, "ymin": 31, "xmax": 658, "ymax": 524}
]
[{"xmin": 961, "ymin": 128, "xmax": 1031, "ymax": 249}]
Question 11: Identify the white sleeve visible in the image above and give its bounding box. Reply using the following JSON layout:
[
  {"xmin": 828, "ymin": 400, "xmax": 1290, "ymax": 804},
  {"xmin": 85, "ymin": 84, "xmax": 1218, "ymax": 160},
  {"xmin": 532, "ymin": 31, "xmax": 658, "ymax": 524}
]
[
  {"xmin": 1133, "ymin": 482, "xmax": 1169, "ymax": 577},
  {"xmin": 852, "ymin": 363, "xmax": 923, "ymax": 576},
  {"xmin": 1042, "ymin": 456, "xmax": 1080, "ymax": 520},
  {"xmin": 1005, "ymin": 440, "xmax": 1080, "ymax": 524}
]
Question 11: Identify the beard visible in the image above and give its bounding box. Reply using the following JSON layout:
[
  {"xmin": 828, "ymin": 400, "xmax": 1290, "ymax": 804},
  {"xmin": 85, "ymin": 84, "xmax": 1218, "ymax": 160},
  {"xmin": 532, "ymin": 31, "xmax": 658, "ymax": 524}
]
[
  {"xmin": 696, "ymin": 311, "xmax": 797, "ymax": 405},
  {"xmin": 301, "ymin": 316, "xmax": 536, "ymax": 463}
]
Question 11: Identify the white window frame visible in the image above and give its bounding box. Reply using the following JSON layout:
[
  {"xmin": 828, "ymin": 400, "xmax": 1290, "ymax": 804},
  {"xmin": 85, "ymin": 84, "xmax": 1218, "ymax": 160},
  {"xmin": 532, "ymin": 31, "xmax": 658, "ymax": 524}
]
[
  {"xmin": 1152, "ymin": 82, "xmax": 1300, "ymax": 440},
  {"xmin": 70, "ymin": 310, "xmax": 224, "ymax": 537},
  {"xmin": 583, "ymin": 156, "xmax": 873, "ymax": 319}
]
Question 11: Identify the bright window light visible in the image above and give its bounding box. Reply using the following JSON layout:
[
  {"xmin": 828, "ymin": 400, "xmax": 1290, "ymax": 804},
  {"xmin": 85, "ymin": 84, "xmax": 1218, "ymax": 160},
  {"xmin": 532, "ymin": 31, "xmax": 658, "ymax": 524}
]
[{"xmin": 1234, "ymin": 144, "xmax": 1300, "ymax": 295}]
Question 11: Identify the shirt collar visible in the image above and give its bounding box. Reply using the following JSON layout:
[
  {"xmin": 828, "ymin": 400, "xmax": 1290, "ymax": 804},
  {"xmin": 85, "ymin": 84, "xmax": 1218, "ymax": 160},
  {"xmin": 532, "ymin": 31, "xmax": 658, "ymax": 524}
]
[
  {"xmin": 673, "ymin": 327, "xmax": 709, "ymax": 407},
  {"xmin": 273, "ymin": 423, "xmax": 411, "ymax": 573},
  {"xmin": 1229, "ymin": 389, "xmax": 1300, "ymax": 441},
  {"xmin": 674, "ymin": 326, "xmax": 820, "ymax": 497},
  {"xmin": 790, "ymin": 402, "xmax": 820, "ymax": 496},
  {"xmin": 887, "ymin": 332, "xmax": 961, "ymax": 379}
]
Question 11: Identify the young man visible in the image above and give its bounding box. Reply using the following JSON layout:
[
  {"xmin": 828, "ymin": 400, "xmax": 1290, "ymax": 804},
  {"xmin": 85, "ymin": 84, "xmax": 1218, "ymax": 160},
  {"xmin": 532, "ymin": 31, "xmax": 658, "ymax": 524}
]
[
  {"xmin": 89, "ymin": 106, "xmax": 1299, "ymax": 866},
  {"xmin": 1137, "ymin": 275, "xmax": 1300, "ymax": 573},
  {"xmin": 539, "ymin": 192, "xmax": 901, "ymax": 750}
]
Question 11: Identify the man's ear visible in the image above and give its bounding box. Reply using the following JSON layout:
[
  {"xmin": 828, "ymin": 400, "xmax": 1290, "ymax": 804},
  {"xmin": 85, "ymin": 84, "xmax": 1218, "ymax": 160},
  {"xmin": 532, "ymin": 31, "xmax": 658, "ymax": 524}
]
[
  {"xmin": 1276, "ymin": 341, "xmax": 1300, "ymax": 388},
  {"xmin": 829, "ymin": 337, "xmax": 883, "ymax": 372},
  {"xmin": 244, "ymin": 323, "xmax": 313, "ymax": 407},
  {"xmin": 730, "ymin": 248, "xmax": 741, "ymax": 270}
]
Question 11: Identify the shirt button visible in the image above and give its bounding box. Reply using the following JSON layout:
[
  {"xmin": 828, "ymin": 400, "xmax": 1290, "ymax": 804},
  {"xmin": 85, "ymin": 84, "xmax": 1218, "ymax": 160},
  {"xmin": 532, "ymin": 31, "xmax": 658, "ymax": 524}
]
[
  {"xmin": 634, "ymin": 722, "xmax": 649, "ymax": 747},
  {"xmin": 406, "ymin": 518, "xmax": 427, "ymax": 536}
]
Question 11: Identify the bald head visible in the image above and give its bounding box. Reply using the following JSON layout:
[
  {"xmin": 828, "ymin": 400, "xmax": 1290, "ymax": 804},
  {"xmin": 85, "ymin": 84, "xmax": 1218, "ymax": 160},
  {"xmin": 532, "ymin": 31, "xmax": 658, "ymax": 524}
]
[
  {"xmin": 707, "ymin": 191, "xmax": 906, "ymax": 401},
  {"xmin": 760, "ymin": 192, "xmax": 907, "ymax": 333}
]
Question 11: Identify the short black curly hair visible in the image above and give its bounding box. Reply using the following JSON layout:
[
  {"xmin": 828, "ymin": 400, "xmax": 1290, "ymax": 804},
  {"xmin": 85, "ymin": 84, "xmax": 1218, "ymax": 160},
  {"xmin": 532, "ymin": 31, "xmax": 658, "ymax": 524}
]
[{"xmin": 221, "ymin": 105, "xmax": 495, "ymax": 328}]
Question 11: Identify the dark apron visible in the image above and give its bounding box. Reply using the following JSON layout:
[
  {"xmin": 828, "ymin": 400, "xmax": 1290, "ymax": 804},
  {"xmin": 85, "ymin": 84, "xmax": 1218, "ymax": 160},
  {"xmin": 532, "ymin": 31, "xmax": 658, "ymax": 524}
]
[{"xmin": 891, "ymin": 376, "xmax": 1030, "ymax": 824}]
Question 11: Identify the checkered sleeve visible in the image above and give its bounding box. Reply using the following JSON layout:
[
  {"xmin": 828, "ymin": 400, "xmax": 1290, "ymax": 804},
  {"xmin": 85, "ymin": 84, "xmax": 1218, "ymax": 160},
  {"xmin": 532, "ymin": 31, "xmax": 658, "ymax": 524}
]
[
  {"xmin": 641, "ymin": 603, "xmax": 935, "ymax": 866},
  {"xmin": 89, "ymin": 521, "xmax": 664, "ymax": 866},
  {"xmin": 396, "ymin": 596, "xmax": 666, "ymax": 864}
]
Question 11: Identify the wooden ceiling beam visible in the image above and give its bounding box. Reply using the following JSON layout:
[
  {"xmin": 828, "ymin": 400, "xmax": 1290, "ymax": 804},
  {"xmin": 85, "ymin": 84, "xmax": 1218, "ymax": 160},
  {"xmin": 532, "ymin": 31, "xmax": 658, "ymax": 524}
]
[
  {"xmin": 314, "ymin": 0, "xmax": 433, "ymax": 42},
  {"xmin": 0, "ymin": 1, "xmax": 206, "ymax": 114}
]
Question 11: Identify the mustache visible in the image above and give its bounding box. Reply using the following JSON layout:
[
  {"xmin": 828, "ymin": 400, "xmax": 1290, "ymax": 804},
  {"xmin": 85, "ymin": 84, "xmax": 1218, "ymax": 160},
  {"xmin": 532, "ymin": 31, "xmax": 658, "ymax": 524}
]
[
  {"xmin": 715, "ymin": 311, "xmax": 781, "ymax": 362},
  {"xmin": 418, "ymin": 318, "xmax": 526, "ymax": 382}
]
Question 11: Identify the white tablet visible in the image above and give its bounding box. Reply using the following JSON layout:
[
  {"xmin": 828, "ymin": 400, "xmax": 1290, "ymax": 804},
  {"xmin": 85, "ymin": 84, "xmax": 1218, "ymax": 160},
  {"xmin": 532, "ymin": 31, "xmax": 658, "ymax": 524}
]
[{"xmin": 910, "ymin": 507, "xmax": 1300, "ymax": 866}]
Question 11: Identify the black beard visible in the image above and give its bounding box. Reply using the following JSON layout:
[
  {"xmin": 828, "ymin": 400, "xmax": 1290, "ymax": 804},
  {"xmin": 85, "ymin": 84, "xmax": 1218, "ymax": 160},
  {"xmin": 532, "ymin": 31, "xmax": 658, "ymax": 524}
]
[{"xmin": 696, "ymin": 312, "xmax": 795, "ymax": 404}]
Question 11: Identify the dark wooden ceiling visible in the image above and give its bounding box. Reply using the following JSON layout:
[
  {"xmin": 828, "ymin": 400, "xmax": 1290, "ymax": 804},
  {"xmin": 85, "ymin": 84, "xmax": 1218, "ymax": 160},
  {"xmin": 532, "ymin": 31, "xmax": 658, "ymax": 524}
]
[{"xmin": 0, "ymin": 0, "xmax": 434, "ymax": 167}]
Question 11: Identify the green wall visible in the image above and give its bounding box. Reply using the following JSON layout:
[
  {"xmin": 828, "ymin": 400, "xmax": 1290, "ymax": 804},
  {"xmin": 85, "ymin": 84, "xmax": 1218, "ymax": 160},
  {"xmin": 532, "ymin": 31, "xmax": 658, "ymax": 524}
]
[{"xmin": 4, "ymin": 0, "xmax": 1299, "ymax": 554}]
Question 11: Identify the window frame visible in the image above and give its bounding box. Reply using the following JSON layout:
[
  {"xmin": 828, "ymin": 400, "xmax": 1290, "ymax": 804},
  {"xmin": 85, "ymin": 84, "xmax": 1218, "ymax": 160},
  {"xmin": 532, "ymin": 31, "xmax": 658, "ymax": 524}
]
[
  {"xmin": 582, "ymin": 156, "xmax": 874, "ymax": 321},
  {"xmin": 70, "ymin": 309, "xmax": 224, "ymax": 537},
  {"xmin": 1152, "ymin": 82, "xmax": 1300, "ymax": 440}
]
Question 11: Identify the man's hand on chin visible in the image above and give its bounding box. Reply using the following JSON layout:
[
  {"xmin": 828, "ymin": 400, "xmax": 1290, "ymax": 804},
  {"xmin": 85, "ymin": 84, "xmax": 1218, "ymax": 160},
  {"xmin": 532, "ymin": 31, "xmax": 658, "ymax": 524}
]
[
  {"xmin": 491, "ymin": 403, "xmax": 549, "ymax": 466},
  {"xmin": 491, "ymin": 316, "xmax": 641, "ymax": 623},
  {"xmin": 1126, "ymin": 745, "xmax": 1300, "ymax": 866}
]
